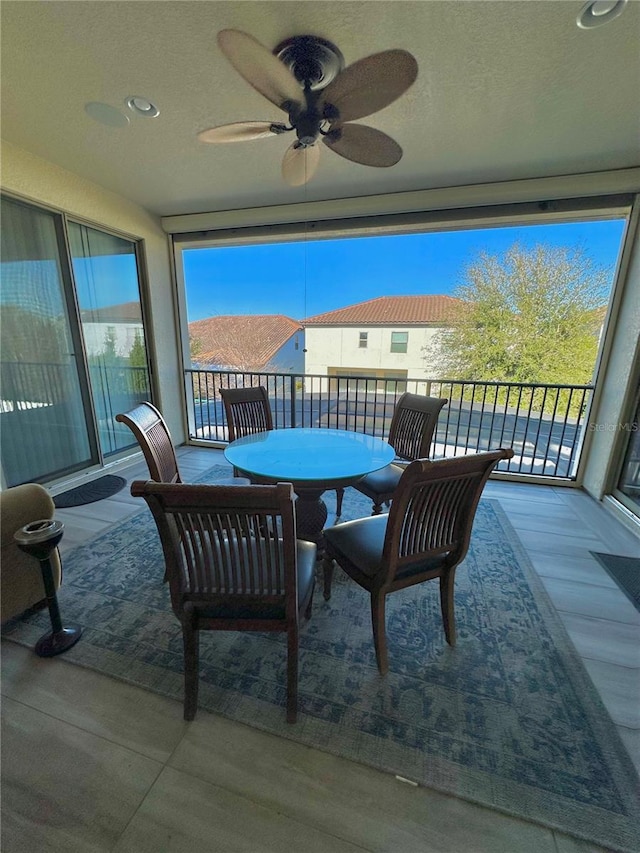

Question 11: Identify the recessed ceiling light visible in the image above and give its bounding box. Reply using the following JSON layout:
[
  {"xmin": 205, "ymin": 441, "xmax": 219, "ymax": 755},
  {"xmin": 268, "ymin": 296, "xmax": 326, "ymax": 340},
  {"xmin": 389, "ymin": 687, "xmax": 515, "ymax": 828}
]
[
  {"xmin": 577, "ymin": 0, "xmax": 628, "ymax": 29},
  {"xmin": 125, "ymin": 96, "xmax": 160, "ymax": 118},
  {"xmin": 84, "ymin": 101, "xmax": 130, "ymax": 128}
]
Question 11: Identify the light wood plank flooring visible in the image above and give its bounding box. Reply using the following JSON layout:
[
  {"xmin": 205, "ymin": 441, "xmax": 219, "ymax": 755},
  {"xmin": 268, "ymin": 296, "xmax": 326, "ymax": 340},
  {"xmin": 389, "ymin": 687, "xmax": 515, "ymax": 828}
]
[{"xmin": 2, "ymin": 447, "xmax": 639, "ymax": 853}]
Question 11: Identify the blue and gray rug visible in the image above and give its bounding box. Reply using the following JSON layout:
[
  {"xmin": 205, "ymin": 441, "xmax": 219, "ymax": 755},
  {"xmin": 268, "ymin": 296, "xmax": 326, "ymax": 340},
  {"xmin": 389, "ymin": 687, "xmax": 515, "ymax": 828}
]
[{"xmin": 5, "ymin": 466, "xmax": 639, "ymax": 852}]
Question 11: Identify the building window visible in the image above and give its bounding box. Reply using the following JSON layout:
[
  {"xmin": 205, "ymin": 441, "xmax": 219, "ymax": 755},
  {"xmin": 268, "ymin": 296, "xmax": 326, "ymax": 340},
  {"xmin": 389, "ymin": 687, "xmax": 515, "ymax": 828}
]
[
  {"xmin": 390, "ymin": 331, "xmax": 408, "ymax": 353},
  {"xmin": 359, "ymin": 332, "xmax": 368, "ymax": 348}
]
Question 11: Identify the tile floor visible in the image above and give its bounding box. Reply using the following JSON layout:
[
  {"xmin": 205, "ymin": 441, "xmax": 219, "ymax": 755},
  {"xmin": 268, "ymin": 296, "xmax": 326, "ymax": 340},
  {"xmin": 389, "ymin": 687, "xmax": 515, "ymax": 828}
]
[{"xmin": 2, "ymin": 447, "xmax": 639, "ymax": 852}]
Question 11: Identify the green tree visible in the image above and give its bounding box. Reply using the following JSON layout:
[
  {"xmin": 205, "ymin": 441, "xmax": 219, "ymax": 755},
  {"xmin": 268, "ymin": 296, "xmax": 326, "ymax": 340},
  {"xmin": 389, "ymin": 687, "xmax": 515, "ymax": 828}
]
[
  {"xmin": 189, "ymin": 333, "xmax": 204, "ymax": 363},
  {"xmin": 101, "ymin": 327, "xmax": 119, "ymax": 365},
  {"xmin": 0, "ymin": 306, "xmax": 69, "ymax": 404},
  {"xmin": 0, "ymin": 305, "xmax": 67, "ymax": 364},
  {"xmin": 128, "ymin": 330, "xmax": 149, "ymax": 394},
  {"xmin": 88, "ymin": 326, "xmax": 120, "ymax": 369},
  {"xmin": 425, "ymin": 243, "xmax": 609, "ymax": 386}
]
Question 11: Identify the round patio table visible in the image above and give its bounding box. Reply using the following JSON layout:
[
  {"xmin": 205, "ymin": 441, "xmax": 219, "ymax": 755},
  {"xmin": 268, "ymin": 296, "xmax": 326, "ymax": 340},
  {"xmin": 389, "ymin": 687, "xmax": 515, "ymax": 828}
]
[{"xmin": 224, "ymin": 427, "xmax": 395, "ymax": 546}]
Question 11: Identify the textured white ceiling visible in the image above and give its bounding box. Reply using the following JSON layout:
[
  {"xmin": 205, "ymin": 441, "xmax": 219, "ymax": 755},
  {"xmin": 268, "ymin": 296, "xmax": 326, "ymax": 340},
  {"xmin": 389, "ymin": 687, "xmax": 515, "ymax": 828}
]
[{"xmin": 2, "ymin": 1, "xmax": 639, "ymax": 217}]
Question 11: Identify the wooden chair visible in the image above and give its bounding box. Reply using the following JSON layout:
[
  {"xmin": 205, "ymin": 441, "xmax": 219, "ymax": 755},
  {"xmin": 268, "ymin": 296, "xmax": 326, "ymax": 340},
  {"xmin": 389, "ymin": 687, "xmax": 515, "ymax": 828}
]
[
  {"xmin": 116, "ymin": 402, "xmax": 182, "ymax": 483},
  {"xmin": 131, "ymin": 480, "xmax": 316, "ymax": 722},
  {"xmin": 116, "ymin": 401, "xmax": 248, "ymax": 485},
  {"xmin": 354, "ymin": 392, "xmax": 448, "ymax": 515},
  {"xmin": 220, "ymin": 385, "xmax": 347, "ymax": 516},
  {"xmin": 322, "ymin": 448, "xmax": 514, "ymax": 675},
  {"xmin": 219, "ymin": 386, "xmax": 274, "ymax": 441}
]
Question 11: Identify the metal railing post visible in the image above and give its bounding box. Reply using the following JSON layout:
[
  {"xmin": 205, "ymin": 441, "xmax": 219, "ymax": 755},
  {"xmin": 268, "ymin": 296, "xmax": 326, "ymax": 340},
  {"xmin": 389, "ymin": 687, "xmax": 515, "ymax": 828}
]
[{"xmin": 290, "ymin": 374, "xmax": 297, "ymax": 428}]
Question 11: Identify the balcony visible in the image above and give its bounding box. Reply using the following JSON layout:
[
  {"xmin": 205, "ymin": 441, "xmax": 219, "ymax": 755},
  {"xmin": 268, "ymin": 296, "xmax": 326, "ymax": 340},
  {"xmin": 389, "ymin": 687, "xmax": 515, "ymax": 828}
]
[{"xmin": 186, "ymin": 367, "xmax": 594, "ymax": 481}]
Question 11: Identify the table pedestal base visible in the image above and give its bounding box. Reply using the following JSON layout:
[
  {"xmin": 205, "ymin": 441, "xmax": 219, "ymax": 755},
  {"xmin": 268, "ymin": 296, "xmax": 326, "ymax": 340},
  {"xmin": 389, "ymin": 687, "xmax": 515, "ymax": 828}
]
[{"xmin": 294, "ymin": 488, "xmax": 328, "ymax": 549}]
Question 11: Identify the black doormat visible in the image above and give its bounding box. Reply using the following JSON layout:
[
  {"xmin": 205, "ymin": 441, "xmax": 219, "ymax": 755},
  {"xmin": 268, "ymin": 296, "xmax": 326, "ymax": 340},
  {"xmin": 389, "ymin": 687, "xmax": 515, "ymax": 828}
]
[
  {"xmin": 54, "ymin": 475, "xmax": 127, "ymax": 508},
  {"xmin": 591, "ymin": 552, "xmax": 640, "ymax": 612}
]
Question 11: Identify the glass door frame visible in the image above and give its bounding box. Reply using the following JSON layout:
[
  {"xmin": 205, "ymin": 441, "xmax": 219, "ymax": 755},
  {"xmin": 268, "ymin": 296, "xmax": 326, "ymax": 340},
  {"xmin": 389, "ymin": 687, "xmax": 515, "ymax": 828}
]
[
  {"xmin": 0, "ymin": 191, "xmax": 156, "ymax": 487},
  {"xmin": 55, "ymin": 209, "xmax": 102, "ymax": 470},
  {"xmin": 63, "ymin": 213, "xmax": 156, "ymax": 460},
  {"xmin": 608, "ymin": 354, "xmax": 640, "ymax": 518},
  {"xmin": 61, "ymin": 211, "xmax": 157, "ymax": 469}
]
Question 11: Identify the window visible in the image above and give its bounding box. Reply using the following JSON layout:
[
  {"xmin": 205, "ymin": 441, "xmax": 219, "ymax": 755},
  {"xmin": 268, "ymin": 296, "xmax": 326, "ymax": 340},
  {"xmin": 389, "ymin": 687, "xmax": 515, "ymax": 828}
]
[
  {"xmin": 175, "ymin": 195, "xmax": 630, "ymax": 479},
  {"xmin": 0, "ymin": 195, "xmax": 151, "ymax": 486},
  {"xmin": 390, "ymin": 331, "xmax": 408, "ymax": 353},
  {"xmin": 68, "ymin": 220, "xmax": 152, "ymax": 457}
]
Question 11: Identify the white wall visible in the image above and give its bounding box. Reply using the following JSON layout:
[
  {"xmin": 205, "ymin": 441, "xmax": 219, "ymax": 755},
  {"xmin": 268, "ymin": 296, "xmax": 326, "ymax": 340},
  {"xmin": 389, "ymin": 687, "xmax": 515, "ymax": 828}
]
[
  {"xmin": 304, "ymin": 325, "xmax": 442, "ymax": 379},
  {"xmin": 0, "ymin": 141, "xmax": 184, "ymax": 443},
  {"xmin": 582, "ymin": 210, "xmax": 640, "ymax": 503}
]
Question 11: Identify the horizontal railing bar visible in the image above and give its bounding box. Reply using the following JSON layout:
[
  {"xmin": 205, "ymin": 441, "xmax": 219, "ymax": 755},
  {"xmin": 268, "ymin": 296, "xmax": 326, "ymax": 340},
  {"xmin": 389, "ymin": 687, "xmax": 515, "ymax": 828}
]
[
  {"xmin": 184, "ymin": 368, "xmax": 593, "ymax": 393},
  {"xmin": 183, "ymin": 367, "xmax": 594, "ymax": 482}
]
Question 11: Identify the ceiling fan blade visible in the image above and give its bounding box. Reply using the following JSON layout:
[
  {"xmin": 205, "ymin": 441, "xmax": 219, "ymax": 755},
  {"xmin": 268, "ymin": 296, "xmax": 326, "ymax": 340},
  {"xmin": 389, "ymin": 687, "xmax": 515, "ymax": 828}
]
[
  {"xmin": 282, "ymin": 142, "xmax": 320, "ymax": 186},
  {"xmin": 323, "ymin": 124, "xmax": 403, "ymax": 167},
  {"xmin": 197, "ymin": 121, "xmax": 280, "ymax": 143},
  {"xmin": 320, "ymin": 49, "xmax": 418, "ymax": 123},
  {"xmin": 217, "ymin": 29, "xmax": 303, "ymax": 113}
]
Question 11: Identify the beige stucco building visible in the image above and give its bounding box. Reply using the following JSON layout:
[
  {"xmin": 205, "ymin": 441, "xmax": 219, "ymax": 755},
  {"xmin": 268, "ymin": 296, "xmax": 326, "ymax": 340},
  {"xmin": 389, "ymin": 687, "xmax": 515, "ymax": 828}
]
[{"xmin": 303, "ymin": 295, "xmax": 460, "ymax": 393}]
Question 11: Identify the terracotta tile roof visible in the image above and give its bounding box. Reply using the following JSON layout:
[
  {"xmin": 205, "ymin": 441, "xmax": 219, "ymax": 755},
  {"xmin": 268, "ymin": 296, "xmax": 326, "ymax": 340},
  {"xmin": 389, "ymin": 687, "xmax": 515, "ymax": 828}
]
[
  {"xmin": 80, "ymin": 301, "xmax": 142, "ymax": 323},
  {"xmin": 189, "ymin": 315, "xmax": 303, "ymax": 370},
  {"xmin": 303, "ymin": 295, "xmax": 462, "ymax": 326}
]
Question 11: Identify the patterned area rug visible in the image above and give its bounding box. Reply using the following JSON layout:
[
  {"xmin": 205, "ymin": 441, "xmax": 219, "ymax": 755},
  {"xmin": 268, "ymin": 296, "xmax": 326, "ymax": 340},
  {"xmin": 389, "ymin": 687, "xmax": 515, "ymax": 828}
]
[{"xmin": 5, "ymin": 466, "xmax": 639, "ymax": 852}]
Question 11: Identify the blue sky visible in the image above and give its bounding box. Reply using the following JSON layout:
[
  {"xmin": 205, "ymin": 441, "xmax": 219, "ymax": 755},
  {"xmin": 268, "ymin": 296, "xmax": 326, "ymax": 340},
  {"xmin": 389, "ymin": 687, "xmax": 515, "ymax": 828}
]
[{"xmin": 182, "ymin": 219, "xmax": 627, "ymax": 322}]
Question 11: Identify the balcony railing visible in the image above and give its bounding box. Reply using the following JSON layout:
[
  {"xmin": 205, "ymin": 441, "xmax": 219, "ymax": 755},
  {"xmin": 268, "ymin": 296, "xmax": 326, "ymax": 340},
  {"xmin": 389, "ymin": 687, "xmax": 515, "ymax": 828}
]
[{"xmin": 185, "ymin": 369, "xmax": 594, "ymax": 480}]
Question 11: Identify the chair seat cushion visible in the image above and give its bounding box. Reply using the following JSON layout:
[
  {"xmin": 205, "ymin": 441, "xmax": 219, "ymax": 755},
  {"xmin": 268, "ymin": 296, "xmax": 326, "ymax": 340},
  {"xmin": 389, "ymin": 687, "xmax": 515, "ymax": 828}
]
[
  {"xmin": 295, "ymin": 539, "xmax": 317, "ymax": 607},
  {"xmin": 324, "ymin": 515, "xmax": 388, "ymax": 578},
  {"xmin": 355, "ymin": 462, "xmax": 404, "ymax": 500},
  {"xmin": 324, "ymin": 514, "xmax": 448, "ymax": 585}
]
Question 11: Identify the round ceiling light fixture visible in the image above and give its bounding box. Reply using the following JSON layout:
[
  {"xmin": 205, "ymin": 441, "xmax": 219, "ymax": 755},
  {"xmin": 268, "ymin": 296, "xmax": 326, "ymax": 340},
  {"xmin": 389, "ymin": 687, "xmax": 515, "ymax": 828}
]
[
  {"xmin": 577, "ymin": 0, "xmax": 628, "ymax": 28},
  {"xmin": 125, "ymin": 95, "xmax": 160, "ymax": 118}
]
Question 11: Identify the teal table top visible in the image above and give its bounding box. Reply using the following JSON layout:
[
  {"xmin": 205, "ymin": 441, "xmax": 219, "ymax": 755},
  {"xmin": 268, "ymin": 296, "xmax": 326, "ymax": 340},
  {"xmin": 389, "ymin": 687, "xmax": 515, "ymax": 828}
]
[{"xmin": 224, "ymin": 427, "xmax": 395, "ymax": 486}]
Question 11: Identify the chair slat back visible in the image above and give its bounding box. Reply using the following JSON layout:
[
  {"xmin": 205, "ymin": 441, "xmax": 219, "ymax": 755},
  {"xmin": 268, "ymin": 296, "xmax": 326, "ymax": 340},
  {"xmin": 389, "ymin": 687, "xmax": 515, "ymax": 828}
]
[
  {"xmin": 219, "ymin": 386, "xmax": 274, "ymax": 442},
  {"xmin": 383, "ymin": 450, "xmax": 513, "ymax": 582},
  {"xmin": 116, "ymin": 402, "xmax": 181, "ymax": 483},
  {"xmin": 130, "ymin": 481, "xmax": 298, "ymax": 616},
  {"xmin": 388, "ymin": 393, "xmax": 448, "ymax": 461}
]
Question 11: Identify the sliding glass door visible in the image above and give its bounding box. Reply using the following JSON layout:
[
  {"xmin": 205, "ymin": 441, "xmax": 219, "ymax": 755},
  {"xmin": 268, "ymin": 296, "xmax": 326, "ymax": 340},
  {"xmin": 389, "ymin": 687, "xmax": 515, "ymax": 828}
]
[
  {"xmin": 614, "ymin": 382, "xmax": 640, "ymax": 516},
  {"xmin": 0, "ymin": 197, "xmax": 97, "ymax": 485},
  {"xmin": 1, "ymin": 196, "xmax": 152, "ymax": 486},
  {"xmin": 68, "ymin": 222, "xmax": 151, "ymax": 457}
]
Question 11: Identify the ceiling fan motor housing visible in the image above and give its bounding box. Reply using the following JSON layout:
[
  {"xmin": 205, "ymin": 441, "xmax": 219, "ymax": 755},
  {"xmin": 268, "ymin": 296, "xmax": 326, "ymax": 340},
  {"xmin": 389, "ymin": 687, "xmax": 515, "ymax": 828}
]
[{"xmin": 274, "ymin": 35, "xmax": 345, "ymax": 91}]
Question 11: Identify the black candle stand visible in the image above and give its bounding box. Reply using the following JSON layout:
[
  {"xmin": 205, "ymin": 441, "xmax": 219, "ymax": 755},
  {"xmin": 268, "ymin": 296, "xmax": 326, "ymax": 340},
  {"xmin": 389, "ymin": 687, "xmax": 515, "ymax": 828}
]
[{"xmin": 14, "ymin": 519, "xmax": 82, "ymax": 657}]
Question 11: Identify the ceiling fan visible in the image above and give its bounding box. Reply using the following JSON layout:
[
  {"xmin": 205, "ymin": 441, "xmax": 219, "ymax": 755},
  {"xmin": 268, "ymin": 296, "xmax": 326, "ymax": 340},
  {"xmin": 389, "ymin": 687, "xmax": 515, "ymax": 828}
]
[{"xmin": 198, "ymin": 29, "xmax": 418, "ymax": 186}]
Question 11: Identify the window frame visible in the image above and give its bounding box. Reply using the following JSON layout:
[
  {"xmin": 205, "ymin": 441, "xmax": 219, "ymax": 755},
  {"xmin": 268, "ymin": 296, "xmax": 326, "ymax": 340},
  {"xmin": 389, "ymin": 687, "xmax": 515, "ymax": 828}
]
[
  {"xmin": 390, "ymin": 331, "xmax": 408, "ymax": 353},
  {"xmin": 170, "ymin": 191, "xmax": 634, "ymax": 486}
]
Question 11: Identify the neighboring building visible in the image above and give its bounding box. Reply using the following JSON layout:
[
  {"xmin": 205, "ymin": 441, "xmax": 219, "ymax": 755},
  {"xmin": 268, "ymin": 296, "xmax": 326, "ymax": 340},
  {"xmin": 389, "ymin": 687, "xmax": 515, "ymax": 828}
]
[
  {"xmin": 188, "ymin": 314, "xmax": 304, "ymax": 373},
  {"xmin": 302, "ymin": 295, "xmax": 461, "ymax": 392},
  {"xmin": 80, "ymin": 301, "xmax": 143, "ymax": 357}
]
